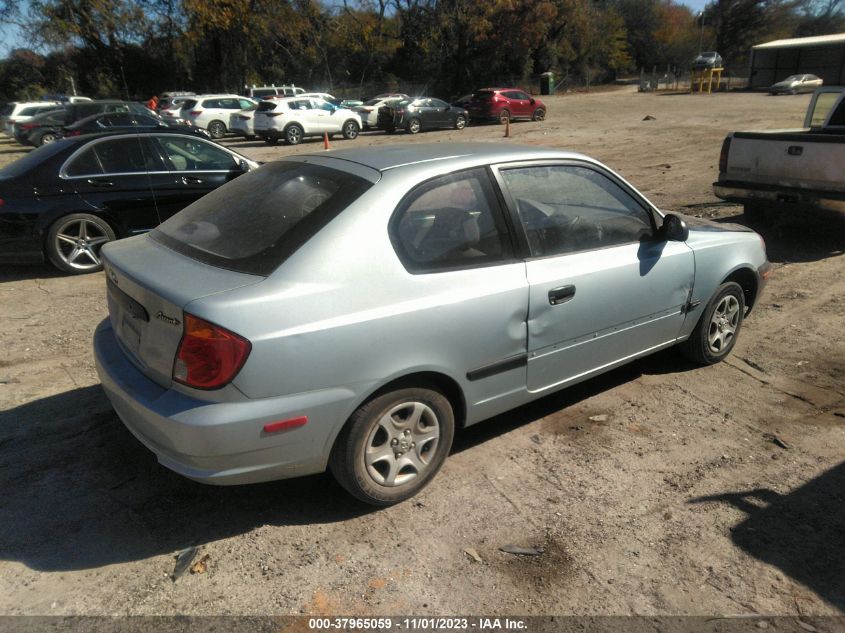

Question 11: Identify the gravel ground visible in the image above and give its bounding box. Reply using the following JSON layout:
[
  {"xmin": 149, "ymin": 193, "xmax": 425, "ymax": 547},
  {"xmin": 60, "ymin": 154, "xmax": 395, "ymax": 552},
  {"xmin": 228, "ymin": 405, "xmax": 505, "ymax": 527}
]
[{"xmin": 0, "ymin": 87, "xmax": 842, "ymax": 616}]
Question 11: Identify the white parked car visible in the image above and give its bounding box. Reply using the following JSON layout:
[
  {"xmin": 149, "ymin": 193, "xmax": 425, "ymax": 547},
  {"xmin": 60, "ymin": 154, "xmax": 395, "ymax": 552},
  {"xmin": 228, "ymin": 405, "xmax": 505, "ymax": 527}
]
[
  {"xmin": 1, "ymin": 101, "xmax": 61, "ymax": 136},
  {"xmin": 253, "ymin": 96, "xmax": 362, "ymax": 145},
  {"xmin": 353, "ymin": 96, "xmax": 408, "ymax": 129},
  {"xmin": 178, "ymin": 95, "xmax": 257, "ymax": 139},
  {"xmin": 228, "ymin": 102, "xmax": 261, "ymax": 139}
]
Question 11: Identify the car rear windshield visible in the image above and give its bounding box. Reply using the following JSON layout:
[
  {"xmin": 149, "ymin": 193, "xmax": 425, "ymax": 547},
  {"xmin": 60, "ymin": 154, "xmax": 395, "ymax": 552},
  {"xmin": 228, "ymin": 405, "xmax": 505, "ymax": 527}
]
[
  {"xmin": 179, "ymin": 99, "xmax": 197, "ymax": 110},
  {"xmin": 151, "ymin": 161, "xmax": 374, "ymax": 276},
  {"xmin": 257, "ymin": 101, "xmax": 278, "ymax": 111},
  {"xmin": 472, "ymin": 91, "xmax": 495, "ymax": 100}
]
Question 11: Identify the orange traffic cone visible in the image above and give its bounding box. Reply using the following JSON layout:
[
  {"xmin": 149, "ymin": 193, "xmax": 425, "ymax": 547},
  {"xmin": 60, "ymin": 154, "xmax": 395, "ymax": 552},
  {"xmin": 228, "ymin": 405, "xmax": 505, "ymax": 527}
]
[
  {"xmin": 323, "ymin": 132, "xmax": 331, "ymax": 150},
  {"xmin": 504, "ymin": 117, "xmax": 510, "ymax": 138}
]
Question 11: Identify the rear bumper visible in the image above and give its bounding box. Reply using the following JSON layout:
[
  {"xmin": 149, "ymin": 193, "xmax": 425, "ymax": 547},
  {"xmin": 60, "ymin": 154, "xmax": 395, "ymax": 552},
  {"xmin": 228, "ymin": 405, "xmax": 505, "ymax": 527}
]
[
  {"xmin": 93, "ymin": 319, "xmax": 355, "ymax": 485},
  {"xmin": 713, "ymin": 180, "xmax": 845, "ymax": 217}
]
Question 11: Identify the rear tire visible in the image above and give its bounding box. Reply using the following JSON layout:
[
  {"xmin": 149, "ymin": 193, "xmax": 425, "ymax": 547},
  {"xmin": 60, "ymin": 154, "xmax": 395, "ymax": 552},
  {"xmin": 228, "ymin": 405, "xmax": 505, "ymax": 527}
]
[
  {"xmin": 342, "ymin": 120, "xmax": 360, "ymax": 140},
  {"xmin": 46, "ymin": 213, "xmax": 116, "ymax": 274},
  {"xmin": 263, "ymin": 136, "xmax": 279, "ymax": 145},
  {"xmin": 679, "ymin": 282, "xmax": 745, "ymax": 365},
  {"xmin": 329, "ymin": 387, "xmax": 454, "ymax": 506},
  {"xmin": 207, "ymin": 120, "xmax": 226, "ymax": 139},
  {"xmin": 36, "ymin": 131, "xmax": 58, "ymax": 147}
]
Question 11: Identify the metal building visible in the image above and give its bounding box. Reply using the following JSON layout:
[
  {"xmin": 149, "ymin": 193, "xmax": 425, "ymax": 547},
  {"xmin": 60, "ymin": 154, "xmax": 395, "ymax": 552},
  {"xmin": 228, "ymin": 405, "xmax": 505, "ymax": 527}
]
[{"xmin": 749, "ymin": 32, "xmax": 845, "ymax": 88}]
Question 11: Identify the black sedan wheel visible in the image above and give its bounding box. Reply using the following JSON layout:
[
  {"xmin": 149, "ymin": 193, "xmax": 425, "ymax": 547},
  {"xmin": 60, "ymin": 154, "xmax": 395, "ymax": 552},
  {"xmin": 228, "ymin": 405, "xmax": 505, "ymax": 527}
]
[
  {"xmin": 454, "ymin": 115, "xmax": 467, "ymax": 130},
  {"xmin": 406, "ymin": 118, "xmax": 421, "ymax": 134},
  {"xmin": 37, "ymin": 132, "xmax": 58, "ymax": 147},
  {"xmin": 342, "ymin": 120, "xmax": 360, "ymax": 140},
  {"xmin": 46, "ymin": 213, "xmax": 116, "ymax": 274}
]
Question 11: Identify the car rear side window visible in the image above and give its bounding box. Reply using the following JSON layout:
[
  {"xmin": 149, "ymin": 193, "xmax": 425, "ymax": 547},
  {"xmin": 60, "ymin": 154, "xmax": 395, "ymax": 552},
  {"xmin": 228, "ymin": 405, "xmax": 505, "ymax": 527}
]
[
  {"xmin": 151, "ymin": 161, "xmax": 374, "ymax": 276},
  {"xmin": 65, "ymin": 147, "xmax": 103, "ymax": 176},
  {"xmin": 390, "ymin": 168, "xmax": 513, "ymax": 273}
]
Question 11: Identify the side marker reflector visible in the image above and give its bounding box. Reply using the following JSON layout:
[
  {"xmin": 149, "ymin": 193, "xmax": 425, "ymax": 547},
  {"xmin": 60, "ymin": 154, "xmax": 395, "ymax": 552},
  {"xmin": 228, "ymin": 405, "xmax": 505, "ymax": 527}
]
[{"xmin": 263, "ymin": 416, "xmax": 308, "ymax": 434}]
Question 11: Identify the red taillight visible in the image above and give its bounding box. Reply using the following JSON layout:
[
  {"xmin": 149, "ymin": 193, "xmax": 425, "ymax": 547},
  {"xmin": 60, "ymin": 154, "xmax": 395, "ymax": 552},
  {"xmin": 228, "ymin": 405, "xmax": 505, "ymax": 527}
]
[
  {"xmin": 238, "ymin": 115, "xmax": 250, "ymax": 120},
  {"xmin": 268, "ymin": 112, "xmax": 284, "ymax": 117},
  {"xmin": 719, "ymin": 136, "xmax": 731, "ymax": 173},
  {"xmin": 189, "ymin": 110, "xmax": 202, "ymax": 116},
  {"xmin": 67, "ymin": 130, "xmax": 81, "ymax": 136},
  {"xmin": 173, "ymin": 314, "xmax": 251, "ymax": 390},
  {"xmin": 363, "ymin": 108, "xmax": 373, "ymax": 112},
  {"xmin": 20, "ymin": 123, "xmax": 38, "ymax": 130},
  {"xmin": 263, "ymin": 417, "xmax": 308, "ymax": 434}
]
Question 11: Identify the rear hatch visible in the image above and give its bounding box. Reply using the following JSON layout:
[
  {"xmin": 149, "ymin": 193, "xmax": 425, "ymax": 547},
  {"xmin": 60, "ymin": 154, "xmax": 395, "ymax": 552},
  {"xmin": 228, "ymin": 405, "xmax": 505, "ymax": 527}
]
[
  {"xmin": 103, "ymin": 236, "xmax": 263, "ymax": 389},
  {"xmin": 103, "ymin": 159, "xmax": 376, "ymax": 390},
  {"xmin": 467, "ymin": 90, "xmax": 495, "ymax": 113}
]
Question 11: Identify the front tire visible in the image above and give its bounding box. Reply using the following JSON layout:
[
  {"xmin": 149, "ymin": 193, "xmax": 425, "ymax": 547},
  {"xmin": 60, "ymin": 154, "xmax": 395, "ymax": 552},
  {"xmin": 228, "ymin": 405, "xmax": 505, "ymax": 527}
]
[
  {"xmin": 342, "ymin": 119, "xmax": 360, "ymax": 140},
  {"xmin": 406, "ymin": 118, "xmax": 421, "ymax": 134},
  {"xmin": 329, "ymin": 387, "xmax": 455, "ymax": 506},
  {"xmin": 46, "ymin": 213, "xmax": 116, "ymax": 274},
  {"xmin": 532, "ymin": 108, "xmax": 546, "ymax": 121},
  {"xmin": 207, "ymin": 120, "xmax": 226, "ymax": 139},
  {"xmin": 454, "ymin": 114, "xmax": 466, "ymax": 130},
  {"xmin": 285, "ymin": 124, "xmax": 303, "ymax": 145},
  {"xmin": 680, "ymin": 282, "xmax": 745, "ymax": 364}
]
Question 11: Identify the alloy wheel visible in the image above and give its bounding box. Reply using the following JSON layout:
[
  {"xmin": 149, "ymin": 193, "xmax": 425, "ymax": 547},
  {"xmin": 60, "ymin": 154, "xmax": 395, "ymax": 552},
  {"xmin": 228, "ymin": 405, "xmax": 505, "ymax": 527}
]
[
  {"xmin": 53, "ymin": 217, "xmax": 112, "ymax": 271},
  {"xmin": 707, "ymin": 295, "xmax": 740, "ymax": 353}
]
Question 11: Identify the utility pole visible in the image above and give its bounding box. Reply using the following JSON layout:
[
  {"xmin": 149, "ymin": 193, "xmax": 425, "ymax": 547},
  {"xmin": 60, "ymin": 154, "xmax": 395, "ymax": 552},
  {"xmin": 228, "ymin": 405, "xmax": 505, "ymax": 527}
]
[{"xmin": 698, "ymin": 11, "xmax": 704, "ymax": 54}]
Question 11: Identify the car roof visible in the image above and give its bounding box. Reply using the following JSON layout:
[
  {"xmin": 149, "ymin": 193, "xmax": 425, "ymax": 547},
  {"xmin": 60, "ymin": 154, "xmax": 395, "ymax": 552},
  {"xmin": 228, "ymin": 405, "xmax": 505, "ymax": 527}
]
[{"xmin": 299, "ymin": 142, "xmax": 592, "ymax": 173}]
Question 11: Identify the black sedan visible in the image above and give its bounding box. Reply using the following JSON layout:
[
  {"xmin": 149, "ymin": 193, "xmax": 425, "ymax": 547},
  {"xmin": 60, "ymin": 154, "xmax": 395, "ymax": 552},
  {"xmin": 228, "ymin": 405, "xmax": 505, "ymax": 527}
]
[
  {"xmin": 13, "ymin": 108, "xmax": 67, "ymax": 146},
  {"xmin": 377, "ymin": 98, "xmax": 468, "ymax": 134},
  {"xmin": 62, "ymin": 111, "xmax": 208, "ymax": 139},
  {"xmin": 0, "ymin": 131, "xmax": 258, "ymax": 273}
]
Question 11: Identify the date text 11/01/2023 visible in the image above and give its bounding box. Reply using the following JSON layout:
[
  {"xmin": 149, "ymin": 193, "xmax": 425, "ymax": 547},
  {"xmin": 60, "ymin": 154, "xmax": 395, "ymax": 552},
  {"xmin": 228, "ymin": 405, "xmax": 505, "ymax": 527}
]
[{"xmin": 307, "ymin": 617, "xmax": 528, "ymax": 630}]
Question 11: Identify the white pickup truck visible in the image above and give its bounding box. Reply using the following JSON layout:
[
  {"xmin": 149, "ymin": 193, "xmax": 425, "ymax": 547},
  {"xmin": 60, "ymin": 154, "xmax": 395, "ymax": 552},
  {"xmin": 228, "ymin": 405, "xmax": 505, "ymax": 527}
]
[{"xmin": 713, "ymin": 87, "xmax": 845, "ymax": 220}]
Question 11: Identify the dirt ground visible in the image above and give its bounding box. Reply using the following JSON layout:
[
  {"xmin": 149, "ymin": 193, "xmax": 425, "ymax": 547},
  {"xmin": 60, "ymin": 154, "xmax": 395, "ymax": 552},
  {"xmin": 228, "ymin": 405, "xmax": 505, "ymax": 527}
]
[{"xmin": 0, "ymin": 87, "xmax": 843, "ymax": 617}]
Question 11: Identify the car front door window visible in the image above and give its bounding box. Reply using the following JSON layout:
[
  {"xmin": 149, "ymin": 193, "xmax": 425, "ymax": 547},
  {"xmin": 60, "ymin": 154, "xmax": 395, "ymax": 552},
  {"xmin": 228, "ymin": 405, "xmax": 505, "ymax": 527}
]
[
  {"xmin": 498, "ymin": 162, "xmax": 692, "ymax": 393},
  {"xmin": 501, "ymin": 165, "xmax": 653, "ymax": 257},
  {"xmin": 157, "ymin": 136, "xmax": 237, "ymax": 171}
]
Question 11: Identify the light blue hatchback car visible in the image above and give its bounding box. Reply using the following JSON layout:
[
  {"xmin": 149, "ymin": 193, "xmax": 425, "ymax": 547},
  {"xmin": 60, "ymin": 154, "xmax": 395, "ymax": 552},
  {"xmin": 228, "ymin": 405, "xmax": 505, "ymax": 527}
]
[{"xmin": 94, "ymin": 143, "xmax": 770, "ymax": 505}]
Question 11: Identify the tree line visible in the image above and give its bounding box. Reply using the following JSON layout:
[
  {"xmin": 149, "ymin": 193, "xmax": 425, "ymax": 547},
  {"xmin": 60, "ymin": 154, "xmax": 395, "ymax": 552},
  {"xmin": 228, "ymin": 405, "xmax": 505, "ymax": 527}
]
[{"xmin": 0, "ymin": 0, "xmax": 842, "ymax": 103}]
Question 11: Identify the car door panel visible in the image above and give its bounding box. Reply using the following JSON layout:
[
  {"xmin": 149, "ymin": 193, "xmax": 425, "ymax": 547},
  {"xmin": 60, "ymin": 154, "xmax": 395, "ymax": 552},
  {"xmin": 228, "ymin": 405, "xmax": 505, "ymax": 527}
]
[
  {"xmin": 68, "ymin": 137, "xmax": 163, "ymax": 233},
  {"xmin": 524, "ymin": 240, "xmax": 693, "ymax": 392},
  {"xmin": 494, "ymin": 161, "xmax": 695, "ymax": 392}
]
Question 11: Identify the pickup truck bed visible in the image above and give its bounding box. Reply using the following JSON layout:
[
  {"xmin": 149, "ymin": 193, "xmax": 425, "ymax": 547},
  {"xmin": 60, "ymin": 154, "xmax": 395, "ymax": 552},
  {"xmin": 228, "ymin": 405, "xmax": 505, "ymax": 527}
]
[{"xmin": 713, "ymin": 87, "xmax": 845, "ymax": 219}]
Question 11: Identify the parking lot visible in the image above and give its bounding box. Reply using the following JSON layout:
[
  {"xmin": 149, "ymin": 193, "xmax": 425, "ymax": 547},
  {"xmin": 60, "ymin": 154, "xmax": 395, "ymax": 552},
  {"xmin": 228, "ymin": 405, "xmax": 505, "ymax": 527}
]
[{"xmin": 0, "ymin": 87, "xmax": 843, "ymax": 616}]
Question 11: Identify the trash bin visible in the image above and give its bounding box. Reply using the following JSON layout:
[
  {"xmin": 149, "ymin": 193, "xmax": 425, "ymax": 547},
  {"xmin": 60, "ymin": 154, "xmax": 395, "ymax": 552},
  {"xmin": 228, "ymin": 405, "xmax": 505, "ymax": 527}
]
[{"xmin": 540, "ymin": 72, "xmax": 554, "ymax": 95}]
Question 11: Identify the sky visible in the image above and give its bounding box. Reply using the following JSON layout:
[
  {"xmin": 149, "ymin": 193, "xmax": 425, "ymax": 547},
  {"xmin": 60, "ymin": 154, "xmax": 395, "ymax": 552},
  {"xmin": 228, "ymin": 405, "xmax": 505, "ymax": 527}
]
[{"xmin": 0, "ymin": 0, "xmax": 712, "ymax": 58}]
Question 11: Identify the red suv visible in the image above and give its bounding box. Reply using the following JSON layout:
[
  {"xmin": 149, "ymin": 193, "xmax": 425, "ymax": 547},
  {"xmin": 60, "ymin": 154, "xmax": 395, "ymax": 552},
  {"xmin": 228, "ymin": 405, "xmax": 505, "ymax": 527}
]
[{"xmin": 466, "ymin": 88, "xmax": 546, "ymax": 123}]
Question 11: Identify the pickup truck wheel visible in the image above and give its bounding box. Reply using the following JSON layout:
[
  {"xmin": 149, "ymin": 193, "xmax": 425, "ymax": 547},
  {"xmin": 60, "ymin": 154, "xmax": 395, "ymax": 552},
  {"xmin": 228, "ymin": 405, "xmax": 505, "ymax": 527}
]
[
  {"xmin": 679, "ymin": 282, "xmax": 745, "ymax": 365},
  {"xmin": 329, "ymin": 387, "xmax": 454, "ymax": 506}
]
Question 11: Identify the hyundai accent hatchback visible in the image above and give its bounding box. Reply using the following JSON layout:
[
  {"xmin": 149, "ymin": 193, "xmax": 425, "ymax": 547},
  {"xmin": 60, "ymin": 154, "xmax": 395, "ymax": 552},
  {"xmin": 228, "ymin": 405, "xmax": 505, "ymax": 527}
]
[{"xmin": 94, "ymin": 143, "xmax": 770, "ymax": 505}]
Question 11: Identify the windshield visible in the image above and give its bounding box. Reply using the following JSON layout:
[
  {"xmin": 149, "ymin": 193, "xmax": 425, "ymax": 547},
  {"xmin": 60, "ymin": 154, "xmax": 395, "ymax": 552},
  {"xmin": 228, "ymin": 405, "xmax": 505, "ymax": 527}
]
[
  {"xmin": 151, "ymin": 161, "xmax": 374, "ymax": 275},
  {"xmin": 784, "ymin": 75, "xmax": 802, "ymax": 82}
]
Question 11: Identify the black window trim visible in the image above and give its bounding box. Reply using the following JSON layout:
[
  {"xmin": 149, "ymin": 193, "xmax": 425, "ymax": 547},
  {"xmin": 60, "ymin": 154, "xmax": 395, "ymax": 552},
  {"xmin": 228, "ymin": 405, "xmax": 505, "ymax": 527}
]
[
  {"xmin": 388, "ymin": 165, "xmax": 521, "ymax": 275},
  {"xmin": 490, "ymin": 159, "xmax": 663, "ymax": 261}
]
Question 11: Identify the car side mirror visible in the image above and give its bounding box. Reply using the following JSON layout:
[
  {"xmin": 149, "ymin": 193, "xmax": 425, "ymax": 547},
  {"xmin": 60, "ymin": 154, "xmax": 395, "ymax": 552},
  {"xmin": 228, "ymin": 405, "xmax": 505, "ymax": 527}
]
[
  {"xmin": 238, "ymin": 159, "xmax": 250, "ymax": 172},
  {"xmin": 530, "ymin": 98, "xmax": 536, "ymax": 105},
  {"xmin": 661, "ymin": 213, "xmax": 689, "ymax": 242}
]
